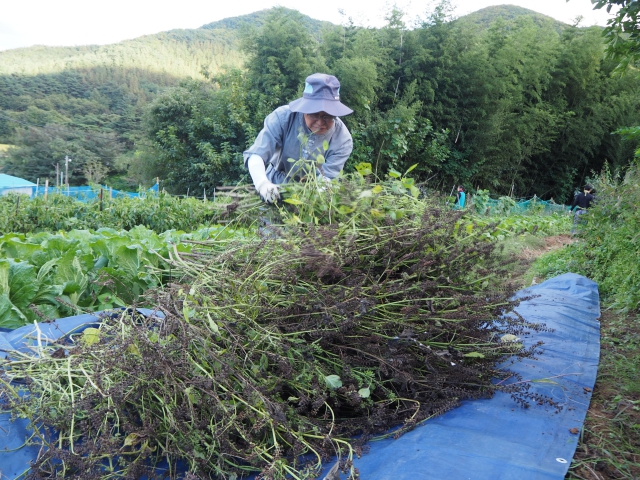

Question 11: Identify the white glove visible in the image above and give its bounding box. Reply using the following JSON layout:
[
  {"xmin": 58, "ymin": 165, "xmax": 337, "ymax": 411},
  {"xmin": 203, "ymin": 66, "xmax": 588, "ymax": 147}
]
[
  {"xmin": 317, "ymin": 175, "xmax": 332, "ymax": 192},
  {"xmin": 248, "ymin": 154, "xmax": 280, "ymax": 203}
]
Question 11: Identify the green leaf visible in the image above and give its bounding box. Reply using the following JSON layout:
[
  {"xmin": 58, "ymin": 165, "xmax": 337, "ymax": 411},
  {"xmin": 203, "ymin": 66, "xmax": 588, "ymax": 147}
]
[
  {"xmin": 81, "ymin": 327, "xmax": 101, "ymax": 346},
  {"xmin": 123, "ymin": 432, "xmax": 142, "ymax": 448},
  {"xmin": 113, "ymin": 245, "xmax": 141, "ymax": 280},
  {"xmin": 207, "ymin": 313, "xmax": 219, "ymax": 334},
  {"xmin": 530, "ymin": 378, "xmax": 560, "ymax": 385},
  {"xmin": 37, "ymin": 257, "xmax": 60, "ymax": 282},
  {"xmin": 185, "ymin": 386, "xmax": 200, "ymax": 405},
  {"xmin": 500, "ymin": 334, "xmax": 520, "ymax": 343},
  {"xmin": 97, "ymin": 292, "xmax": 125, "ymax": 308},
  {"xmin": 355, "ymin": 162, "xmax": 372, "ymax": 176},
  {"xmin": 0, "ymin": 260, "xmax": 39, "ymax": 311},
  {"xmin": 1, "ymin": 237, "xmax": 41, "ymax": 261},
  {"xmin": 337, "ymin": 205, "xmax": 356, "ymax": 215},
  {"xmin": 183, "ymin": 303, "xmax": 193, "ymax": 322},
  {"xmin": 0, "ymin": 294, "xmax": 29, "ymax": 329},
  {"xmin": 259, "ymin": 353, "xmax": 269, "ymax": 371},
  {"xmin": 324, "ymin": 374, "xmax": 342, "ymax": 389},
  {"xmin": 93, "ymin": 255, "xmax": 109, "ymax": 269},
  {"xmin": 284, "ymin": 198, "xmax": 305, "ymax": 205},
  {"xmin": 404, "ymin": 163, "xmax": 418, "ymax": 175},
  {"xmin": 54, "ymin": 252, "xmax": 89, "ymax": 296},
  {"xmin": 358, "ymin": 387, "xmax": 370, "ymax": 398},
  {"xmin": 463, "ymin": 352, "xmax": 485, "ymax": 358},
  {"xmin": 127, "ymin": 343, "xmax": 141, "ymax": 356},
  {"xmin": 388, "ymin": 169, "xmax": 402, "ymax": 179},
  {"xmin": 401, "ymin": 177, "xmax": 415, "ymax": 188}
]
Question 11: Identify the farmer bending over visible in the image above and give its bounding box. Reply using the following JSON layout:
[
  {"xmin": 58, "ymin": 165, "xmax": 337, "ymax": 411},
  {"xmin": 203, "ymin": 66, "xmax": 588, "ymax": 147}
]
[{"xmin": 244, "ymin": 73, "xmax": 354, "ymax": 203}]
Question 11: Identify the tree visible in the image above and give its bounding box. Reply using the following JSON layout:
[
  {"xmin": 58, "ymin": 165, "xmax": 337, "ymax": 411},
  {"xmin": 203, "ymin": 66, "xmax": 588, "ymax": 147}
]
[
  {"xmin": 591, "ymin": 0, "xmax": 640, "ymax": 71},
  {"xmin": 3, "ymin": 125, "xmax": 121, "ymax": 184},
  {"xmin": 241, "ymin": 8, "xmax": 324, "ymax": 108},
  {"xmin": 144, "ymin": 73, "xmax": 256, "ymax": 194},
  {"xmin": 82, "ymin": 159, "xmax": 109, "ymax": 184}
]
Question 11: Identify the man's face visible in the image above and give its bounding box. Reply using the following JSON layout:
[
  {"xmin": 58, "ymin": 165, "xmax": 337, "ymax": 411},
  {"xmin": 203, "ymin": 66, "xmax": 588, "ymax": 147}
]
[{"xmin": 304, "ymin": 112, "xmax": 335, "ymax": 135}]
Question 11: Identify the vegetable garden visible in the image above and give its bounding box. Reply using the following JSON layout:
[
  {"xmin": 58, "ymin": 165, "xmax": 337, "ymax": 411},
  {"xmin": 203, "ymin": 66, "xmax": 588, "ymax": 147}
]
[{"xmin": 0, "ymin": 167, "xmax": 573, "ymax": 479}]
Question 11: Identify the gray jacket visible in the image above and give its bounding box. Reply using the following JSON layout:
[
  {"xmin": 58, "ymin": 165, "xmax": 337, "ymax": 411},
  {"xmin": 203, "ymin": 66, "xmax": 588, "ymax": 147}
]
[{"xmin": 243, "ymin": 106, "xmax": 353, "ymax": 184}]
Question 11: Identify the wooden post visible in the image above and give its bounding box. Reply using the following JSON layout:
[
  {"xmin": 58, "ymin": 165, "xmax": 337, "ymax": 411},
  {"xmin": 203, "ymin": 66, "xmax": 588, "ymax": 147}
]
[
  {"xmin": 36, "ymin": 178, "xmax": 39, "ymax": 198},
  {"xmin": 100, "ymin": 188, "xmax": 104, "ymax": 211},
  {"xmin": 186, "ymin": 187, "xmax": 189, "ymax": 198},
  {"xmin": 203, "ymin": 189, "xmax": 207, "ymax": 201},
  {"xmin": 65, "ymin": 155, "xmax": 71, "ymax": 191},
  {"xmin": 44, "ymin": 179, "xmax": 49, "ymax": 201},
  {"xmin": 109, "ymin": 187, "xmax": 113, "ymax": 199}
]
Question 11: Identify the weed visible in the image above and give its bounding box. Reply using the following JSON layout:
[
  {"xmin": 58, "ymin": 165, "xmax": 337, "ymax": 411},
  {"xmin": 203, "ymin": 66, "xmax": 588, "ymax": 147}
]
[{"xmin": 568, "ymin": 311, "xmax": 640, "ymax": 480}]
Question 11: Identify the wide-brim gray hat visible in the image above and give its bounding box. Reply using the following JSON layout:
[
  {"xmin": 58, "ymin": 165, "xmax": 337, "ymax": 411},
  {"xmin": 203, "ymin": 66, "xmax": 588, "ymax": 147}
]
[{"xmin": 289, "ymin": 73, "xmax": 353, "ymax": 117}]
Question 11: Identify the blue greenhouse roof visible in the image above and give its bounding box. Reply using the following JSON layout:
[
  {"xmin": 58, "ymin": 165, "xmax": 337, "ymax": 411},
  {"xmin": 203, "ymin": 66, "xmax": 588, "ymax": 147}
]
[{"xmin": 0, "ymin": 173, "xmax": 36, "ymax": 187}]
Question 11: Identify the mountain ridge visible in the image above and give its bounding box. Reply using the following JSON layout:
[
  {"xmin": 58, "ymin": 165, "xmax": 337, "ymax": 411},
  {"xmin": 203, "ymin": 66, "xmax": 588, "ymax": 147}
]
[
  {"xmin": 456, "ymin": 4, "xmax": 572, "ymax": 32},
  {"xmin": 0, "ymin": 5, "xmax": 572, "ymax": 59}
]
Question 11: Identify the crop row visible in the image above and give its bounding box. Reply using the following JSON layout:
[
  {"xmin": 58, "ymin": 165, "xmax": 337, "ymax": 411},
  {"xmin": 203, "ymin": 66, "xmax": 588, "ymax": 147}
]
[
  {"xmin": 0, "ymin": 191, "xmax": 223, "ymax": 235},
  {"xmin": 0, "ymin": 225, "xmax": 251, "ymax": 328}
]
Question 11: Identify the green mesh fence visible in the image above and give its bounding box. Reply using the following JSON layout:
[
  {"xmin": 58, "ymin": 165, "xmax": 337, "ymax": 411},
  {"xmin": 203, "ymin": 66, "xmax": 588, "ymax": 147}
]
[{"xmin": 468, "ymin": 194, "xmax": 570, "ymax": 215}]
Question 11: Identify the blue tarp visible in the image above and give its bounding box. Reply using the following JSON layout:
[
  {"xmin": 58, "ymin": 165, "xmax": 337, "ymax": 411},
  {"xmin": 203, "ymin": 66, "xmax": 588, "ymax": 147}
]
[
  {"xmin": 0, "ymin": 274, "xmax": 600, "ymax": 479},
  {"xmin": 350, "ymin": 273, "xmax": 600, "ymax": 479}
]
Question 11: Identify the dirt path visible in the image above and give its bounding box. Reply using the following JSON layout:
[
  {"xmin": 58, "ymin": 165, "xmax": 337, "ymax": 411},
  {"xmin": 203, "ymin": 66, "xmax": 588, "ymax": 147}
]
[
  {"xmin": 517, "ymin": 234, "xmax": 574, "ymax": 261},
  {"xmin": 505, "ymin": 234, "xmax": 575, "ymax": 289}
]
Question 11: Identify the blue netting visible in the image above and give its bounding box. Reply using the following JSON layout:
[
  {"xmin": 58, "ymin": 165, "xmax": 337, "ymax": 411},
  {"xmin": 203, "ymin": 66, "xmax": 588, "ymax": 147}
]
[
  {"xmin": 0, "ymin": 184, "xmax": 159, "ymax": 202},
  {"xmin": 478, "ymin": 197, "xmax": 569, "ymax": 215}
]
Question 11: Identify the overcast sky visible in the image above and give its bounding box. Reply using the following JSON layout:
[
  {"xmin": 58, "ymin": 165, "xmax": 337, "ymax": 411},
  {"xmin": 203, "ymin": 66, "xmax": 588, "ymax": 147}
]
[{"xmin": 0, "ymin": 0, "xmax": 614, "ymax": 52}]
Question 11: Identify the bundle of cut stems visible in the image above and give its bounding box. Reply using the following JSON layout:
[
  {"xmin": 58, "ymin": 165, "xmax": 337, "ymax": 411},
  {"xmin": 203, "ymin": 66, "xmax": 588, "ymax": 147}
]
[{"xmin": 1, "ymin": 180, "xmax": 553, "ymax": 480}]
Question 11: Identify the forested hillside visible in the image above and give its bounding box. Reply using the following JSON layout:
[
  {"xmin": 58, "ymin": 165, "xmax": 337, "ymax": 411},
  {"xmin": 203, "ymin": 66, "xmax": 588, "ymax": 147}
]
[
  {"xmin": 0, "ymin": 3, "xmax": 638, "ymax": 202},
  {"xmin": 458, "ymin": 4, "xmax": 567, "ymax": 30},
  {"xmin": 201, "ymin": 8, "xmax": 332, "ymax": 39}
]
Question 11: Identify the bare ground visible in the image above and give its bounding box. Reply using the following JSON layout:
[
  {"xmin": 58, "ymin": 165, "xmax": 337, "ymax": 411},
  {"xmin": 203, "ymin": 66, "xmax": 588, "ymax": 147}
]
[{"xmin": 518, "ymin": 234, "xmax": 575, "ymax": 261}]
